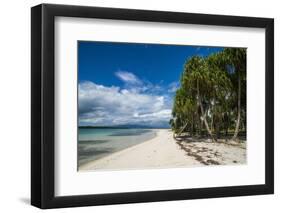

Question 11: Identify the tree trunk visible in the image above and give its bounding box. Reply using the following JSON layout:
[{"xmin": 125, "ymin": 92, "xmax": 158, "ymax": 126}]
[
  {"xmin": 191, "ymin": 113, "xmax": 194, "ymax": 136},
  {"xmin": 232, "ymin": 72, "xmax": 241, "ymax": 141},
  {"xmin": 211, "ymin": 110, "xmax": 214, "ymax": 133},
  {"xmin": 224, "ymin": 114, "xmax": 229, "ymax": 138},
  {"xmin": 197, "ymin": 106, "xmax": 202, "ymax": 136},
  {"xmin": 177, "ymin": 121, "xmax": 189, "ymax": 136},
  {"xmin": 197, "ymin": 80, "xmax": 214, "ymax": 141},
  {"xmin": 215, "ymin": 121, "xmax": 221, "ymax": 140}
]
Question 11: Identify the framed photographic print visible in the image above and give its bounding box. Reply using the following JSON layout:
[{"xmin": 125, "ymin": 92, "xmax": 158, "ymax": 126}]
[{"xmin": 31, "ymin": 3, "xmax": 274, "ymax": 209}]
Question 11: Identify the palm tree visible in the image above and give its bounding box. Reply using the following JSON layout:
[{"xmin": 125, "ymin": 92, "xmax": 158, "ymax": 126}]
[
  {"xmin": 182, "ymin": 56, "xmax": 215, "ymax": 140},
  {"xmin": 170, "ymin": 48, "xmax": 246, "ymax": 142},
  {"xmin": 223, "ymin": 48, "xmax": 246, "ymax": 141}
]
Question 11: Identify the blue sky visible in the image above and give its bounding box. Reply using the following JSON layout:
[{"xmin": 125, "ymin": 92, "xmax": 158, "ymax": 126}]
[{"xmin": 78, "ymin": 41, "xmax": 223, "ymax": 127}]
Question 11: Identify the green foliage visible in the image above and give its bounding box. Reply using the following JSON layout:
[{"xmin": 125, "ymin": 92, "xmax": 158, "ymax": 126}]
[{"xmin": 170, "ymin": 48, "xmax": 246, "ymax": 140}]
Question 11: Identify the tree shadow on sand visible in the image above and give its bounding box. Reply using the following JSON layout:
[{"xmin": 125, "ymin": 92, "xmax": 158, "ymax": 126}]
[
  {"xmin": 174, "ymin": 132, "xmax": 246, "ymax": 145},
  {"xmin": 174, "ymin": 132, "xmax": 246, "ymax": 166}
]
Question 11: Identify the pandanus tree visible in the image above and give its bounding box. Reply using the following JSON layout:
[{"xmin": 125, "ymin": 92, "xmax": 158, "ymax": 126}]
[
  {"xmin": 171, "ymin": 87, "xmax": 196, "ymax": 135},
  {"xmin": 206, "ymin": 52, "xmax": 232, "ymax": 139},
  {"xmin": 223, "ymin": 48, "xmax": 246, "ymax": 141},
  {"xmin": 181, "ymin": 56, "xmax": 215, "ymax": 140},
  {"xmin": 171, "ymin": 48, "xmax": 245, "ymax": 142}
]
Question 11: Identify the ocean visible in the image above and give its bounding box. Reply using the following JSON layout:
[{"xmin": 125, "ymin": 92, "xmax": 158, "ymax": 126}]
[{"xmin": 78, "ymin": 128, "xmax": 157, "ymax": 167}]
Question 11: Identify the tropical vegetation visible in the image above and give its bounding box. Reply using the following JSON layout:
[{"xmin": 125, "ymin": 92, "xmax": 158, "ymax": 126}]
[{"xmin": 169, "ymin": 48, "xmax": 246, "ymax": 142}]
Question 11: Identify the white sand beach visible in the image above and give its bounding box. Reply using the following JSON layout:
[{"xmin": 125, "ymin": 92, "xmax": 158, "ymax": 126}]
[{"xmin": 79, "ymin": 129, "xmax": 246, "ymax": 171}]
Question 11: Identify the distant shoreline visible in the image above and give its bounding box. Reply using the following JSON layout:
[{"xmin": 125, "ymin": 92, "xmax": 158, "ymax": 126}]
[{"xmin": 79, "ymin": 126, "xmax": 171, "ymax": 129}]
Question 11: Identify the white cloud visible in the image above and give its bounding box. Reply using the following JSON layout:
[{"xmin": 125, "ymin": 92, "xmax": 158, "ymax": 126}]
[
  {"xmin": 168, "ymin": 81, "xmax": 179, "ymax": 93},
  {"xmin": 79, "ymin": 81, "xmax": 172, "ymax": 127},
  {"xmin": 115, "ymin": 71, "xmax": 167, "ymax": 95},
  {"xmin": 115, "ymin": 71, "xmax": 141, "ymax": 85}
]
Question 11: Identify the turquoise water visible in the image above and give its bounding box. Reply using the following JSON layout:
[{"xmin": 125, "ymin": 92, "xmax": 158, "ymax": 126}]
[{"xmin": 78, "ymin": 128, "xmax": 157, "ymax": 167}]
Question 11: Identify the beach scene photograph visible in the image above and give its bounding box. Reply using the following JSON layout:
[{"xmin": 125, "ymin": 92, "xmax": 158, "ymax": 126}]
[{"xmin": 78, "ymin": 41, "xmax": 246, "ymax": 171}]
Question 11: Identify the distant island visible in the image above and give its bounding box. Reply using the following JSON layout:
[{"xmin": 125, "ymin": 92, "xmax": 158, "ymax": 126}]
[{"xmin": 79, "ymin": 125, "xmax": 170, "ymax": 129}]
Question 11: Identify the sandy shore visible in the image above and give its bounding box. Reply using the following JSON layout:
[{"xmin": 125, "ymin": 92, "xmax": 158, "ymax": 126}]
[
  {"xmin": 79, "ymin": 129, "xmax": 246, "ymax": 171},
  {"xmin": 176, "ymin": 139, "xmax": 246, "ymax": 166}
]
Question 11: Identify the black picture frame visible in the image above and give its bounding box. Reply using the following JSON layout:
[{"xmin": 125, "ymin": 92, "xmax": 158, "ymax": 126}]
[{"xmin": 31, "ymin": 3, "xmax": 274, "ymax": 209}]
